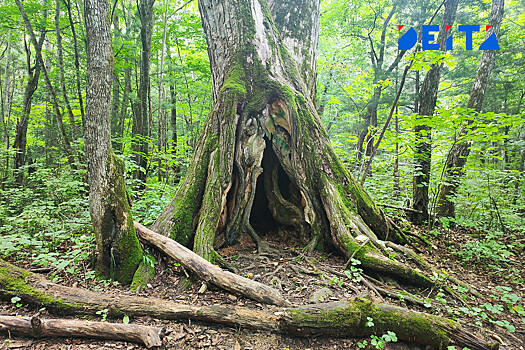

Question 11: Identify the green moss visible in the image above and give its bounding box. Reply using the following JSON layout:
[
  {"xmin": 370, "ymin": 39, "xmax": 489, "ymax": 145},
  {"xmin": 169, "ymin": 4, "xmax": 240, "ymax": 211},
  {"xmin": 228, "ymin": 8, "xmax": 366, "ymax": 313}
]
[
  {"xmin": 105, "ymin": 150, "xmax": 143, "ymax": 284},
  {"xmin": 0, "ymin": 260, "xmax": 80, "ymax": 310},
  {"xmin": 221, "ymin": 62, "xmax": 247, "ymax": 95},
  {"xmin": 130, "ymin": 258, "xmax": 155, "ymax": 292}
]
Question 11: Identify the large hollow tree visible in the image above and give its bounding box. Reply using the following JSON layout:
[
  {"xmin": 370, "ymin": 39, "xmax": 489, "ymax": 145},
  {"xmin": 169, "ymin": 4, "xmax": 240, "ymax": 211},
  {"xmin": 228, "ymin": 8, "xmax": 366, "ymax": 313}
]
[{"xmin": 151, "ymin": 0, "xmax": 430, "ymax": 285}]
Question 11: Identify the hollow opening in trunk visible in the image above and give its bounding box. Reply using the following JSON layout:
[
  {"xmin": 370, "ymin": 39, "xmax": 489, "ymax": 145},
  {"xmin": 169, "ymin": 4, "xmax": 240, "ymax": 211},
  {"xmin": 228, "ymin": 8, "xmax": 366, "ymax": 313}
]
[
  {"xmin": 249, "ymin": 137, "xmax": 309, "ymax": 247},
  {"xmin": 249, "ymin": 140, "xmax": 279, "ymax": 235}
]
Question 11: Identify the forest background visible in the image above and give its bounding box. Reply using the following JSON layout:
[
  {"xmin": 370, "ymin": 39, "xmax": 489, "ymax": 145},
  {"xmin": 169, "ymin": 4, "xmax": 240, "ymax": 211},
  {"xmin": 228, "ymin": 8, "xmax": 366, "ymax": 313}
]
[{"xmin": 0, "ymin": 0, "xmax": 524, "ymax": 342}]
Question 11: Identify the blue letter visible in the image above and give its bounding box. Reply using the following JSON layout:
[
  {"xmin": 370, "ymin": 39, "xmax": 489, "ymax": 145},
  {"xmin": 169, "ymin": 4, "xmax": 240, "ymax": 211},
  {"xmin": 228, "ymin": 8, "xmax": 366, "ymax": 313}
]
[
  {"xmin": 479, "ymin": 33, "xmax": 499, "ymax": 50},
  {"xmin": 458, "ymin": 25, "xmax": 480, "ymax": 50},
  {"xmin": 422, "ymin": 25, "xmax": 439, "ymax": 50},
  {"xmin": 398, "ymin": 27, "xmax": 417, "ymax": 50}
]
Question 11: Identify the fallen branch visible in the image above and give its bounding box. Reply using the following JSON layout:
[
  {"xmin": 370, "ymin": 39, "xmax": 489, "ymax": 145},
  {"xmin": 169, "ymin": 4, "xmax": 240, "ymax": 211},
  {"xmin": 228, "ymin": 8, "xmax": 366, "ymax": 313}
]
[
  {"xmin": 0, "ymin": 259, "xmax": 498, "ymax": 350},
  {"xmin": 378, "ymin": 203, "xmax": 424, "ymax": 214},
  {"xmin": 134, "ymin": 221, "xmax": 289, "ymax": 306},
  {"xmin": 0, "ymin": 316, "xmax": 163, "ymax": 348}
]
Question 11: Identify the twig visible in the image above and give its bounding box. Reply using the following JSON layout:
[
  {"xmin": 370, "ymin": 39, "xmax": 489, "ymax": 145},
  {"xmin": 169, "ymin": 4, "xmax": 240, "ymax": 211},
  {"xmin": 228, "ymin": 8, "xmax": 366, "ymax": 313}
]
[{"xmin": 378, "ymin": 203, "xmax": 423, "ymax": 214}]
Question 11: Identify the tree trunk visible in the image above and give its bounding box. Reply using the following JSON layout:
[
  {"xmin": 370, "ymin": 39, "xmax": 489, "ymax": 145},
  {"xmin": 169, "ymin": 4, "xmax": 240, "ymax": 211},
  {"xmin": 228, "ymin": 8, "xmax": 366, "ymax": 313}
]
[
  {"xmin": 55, "ymin": 0, "xmax": 78, "ymax": 140},
  {"xmin": 65, "ymin": 0, "xmax": 86, "ymax": 130},
  {"xmin": 151, "ymin": 0, "xmax": 432, "ymax": 285},
  {"xmin": 133, "ymin": 0, "xmax": 155, "ymax": 189},
  {"xmin": 436, "ymin": 0, "xmax": 504, "ymax": 218},
  {"xmin": 114, "ymin": 62, "xmax": 132, "ymax": 152},
  {"xmin": 13, "ymin": 29, "xmax": 45, "ymax": 186},
  {"xmin": 84, "ymin": 0, "xmax": 143, "ymax": 283},
  {"xmin": 0, "ymin": 260, "xmax": 498, "ymax": 350},
  {"xmin": 410, "ymin": 0, "xmax": 459, "ymax": 225},
  {"xmin": 15, "ymin": 0, "xmax": 77, "ymax": 170}
]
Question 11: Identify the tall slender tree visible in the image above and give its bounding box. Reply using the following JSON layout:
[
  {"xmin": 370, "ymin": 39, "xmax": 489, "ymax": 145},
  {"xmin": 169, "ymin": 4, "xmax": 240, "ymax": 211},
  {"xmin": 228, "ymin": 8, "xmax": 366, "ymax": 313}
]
[
  {"xmin": 84, "ymin": 0, "xmax": 143, "ymax": 283},
  {"xmin": 133, "ymin": 0, "xmax": 155, "ymax": 189},
  {"xmin": 13, "ymin": 24, "xmax": 46, "ymax": 185},
  {"xmin": 410, "ymin": 0, "xmax": 459, "ymax": 225},
  {"xmin": 436, "ymin": 0, "xmax": 505, "ymax": 218},
  {"xmin": 15, "ymin": 0, "xmax": 77, "ymax": 169}
]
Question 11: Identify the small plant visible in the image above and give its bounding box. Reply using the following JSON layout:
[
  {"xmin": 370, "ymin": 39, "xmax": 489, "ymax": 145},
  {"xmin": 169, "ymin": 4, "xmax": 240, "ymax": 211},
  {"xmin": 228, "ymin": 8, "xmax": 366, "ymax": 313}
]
[
  {"xmin": 96, "ymin": 308, "xmax": 109, "ymax": 322},
  {"xmin": 357, "ymin": 318, "xmax": 397, "ymax": 349},
  {"xmin": 329, "ymin": 276, "xmax": 344, "ymax": 288},
  {"xmin": 10, "ymin": 296, "xmax": 22, "ymax": 307},
  {"xmin": 344, "ymin": 258, "xmax": 362, "ymax": 282},
  {"xmin": 123, "ymin": 315, "xmax": 130, "ymax": 324}
]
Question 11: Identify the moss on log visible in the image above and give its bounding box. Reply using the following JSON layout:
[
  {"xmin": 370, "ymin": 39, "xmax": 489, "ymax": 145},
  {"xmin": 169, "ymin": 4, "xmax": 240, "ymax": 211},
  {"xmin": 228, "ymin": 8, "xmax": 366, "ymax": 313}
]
[{"xmin": 0, "ymin": 259, "xmax": 497, "ymax": 350}]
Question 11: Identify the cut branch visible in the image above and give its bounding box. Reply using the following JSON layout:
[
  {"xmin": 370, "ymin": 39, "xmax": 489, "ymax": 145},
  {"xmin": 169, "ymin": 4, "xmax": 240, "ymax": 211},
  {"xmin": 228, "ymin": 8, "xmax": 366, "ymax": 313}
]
[
  {"xmin": 134, "ymin": 222, "xmax": 289, "ymax": 306},
  {"xmin": 0, "ymin": 316, "xmax": 163, "ymax": 348}
]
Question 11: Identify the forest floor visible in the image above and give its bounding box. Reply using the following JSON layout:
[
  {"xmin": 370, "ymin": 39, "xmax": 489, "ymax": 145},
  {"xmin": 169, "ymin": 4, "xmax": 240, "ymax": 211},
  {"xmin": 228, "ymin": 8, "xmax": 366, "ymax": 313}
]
[{"xmin": 1, "ymin": 224, "xmax": 524, "ymax": 350}]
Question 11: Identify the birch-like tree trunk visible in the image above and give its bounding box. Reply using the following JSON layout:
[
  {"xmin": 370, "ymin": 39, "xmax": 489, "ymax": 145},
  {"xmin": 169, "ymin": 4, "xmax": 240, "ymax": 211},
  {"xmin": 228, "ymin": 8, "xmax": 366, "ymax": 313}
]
[
  {"xmin": 151, "ymin": 0, "xmax": 430, "ymax": 284},
  {"xmin": 84, "ymin": 0, "xmax": 143, "ymax": 283},
  {"xmin": 436, "ymin": 0, "xmax": 505, "ymax": 218}
]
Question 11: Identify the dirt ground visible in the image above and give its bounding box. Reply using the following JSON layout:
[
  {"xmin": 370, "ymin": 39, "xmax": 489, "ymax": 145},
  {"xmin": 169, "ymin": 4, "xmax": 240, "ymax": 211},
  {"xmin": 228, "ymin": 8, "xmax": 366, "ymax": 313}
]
[{"xmin": 1, "ymin": 225, "xmax": 524, "ymax": 350}]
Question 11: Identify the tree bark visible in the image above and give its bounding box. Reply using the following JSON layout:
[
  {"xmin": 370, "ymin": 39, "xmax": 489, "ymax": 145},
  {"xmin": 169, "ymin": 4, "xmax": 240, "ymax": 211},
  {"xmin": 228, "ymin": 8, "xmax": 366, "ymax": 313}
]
[
  {"xmin": 84, "ymin": 0, "xmax": 143, "ymax": 283},
  {"xmin": 13, "ymin": 28, "xmax": 45, "ymax": 186},
  {"xmin": 151, "ymin": 0, "xmax": 432, "ymax": 285},
  {"xmin": 436, "ymin": 0, "xmax": 504, "ymax": 218},
  {"xmin": 410, "ymin": 0, "xmax": 459, "ymax": 225},
  {"xmin": 0, "ymin": 316, "xmax": 163, "ymax": 348}
]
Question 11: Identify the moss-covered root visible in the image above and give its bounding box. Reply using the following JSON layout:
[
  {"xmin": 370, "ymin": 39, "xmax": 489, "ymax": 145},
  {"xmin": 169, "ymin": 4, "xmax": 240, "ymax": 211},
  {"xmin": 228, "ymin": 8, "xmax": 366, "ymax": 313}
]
[
  {"xmin": 321, "ymin": 179, "xmax": 432, "ymax": 287},
  {"xmin": 130, "ymin": 259, "xmax": 155, "ymax": 293},
  {"xmin": 282, "ymin": 298, "xmax": 498, "ymax": 350}
]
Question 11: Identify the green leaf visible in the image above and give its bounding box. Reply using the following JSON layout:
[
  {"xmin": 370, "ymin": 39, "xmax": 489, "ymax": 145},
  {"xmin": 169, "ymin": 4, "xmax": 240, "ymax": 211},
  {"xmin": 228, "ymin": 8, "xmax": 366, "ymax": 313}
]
[{"xmin": 123, "ymin": 315, "xmax": 130, "ymax": 324}]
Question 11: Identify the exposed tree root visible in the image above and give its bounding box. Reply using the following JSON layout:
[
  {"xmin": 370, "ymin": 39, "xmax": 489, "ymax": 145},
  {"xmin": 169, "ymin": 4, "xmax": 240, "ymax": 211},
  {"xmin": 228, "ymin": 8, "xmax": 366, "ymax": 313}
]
[
  {"xmin": 0, "ymin": 259, "xmax": 498, "ymax": 350},
  {"xmin": 0, "ymin": 316, "xmax": 163, "ymax": 348},
  {"xmin": 385, "ymin": 241, "xmax": 483, "ymax": 298}
]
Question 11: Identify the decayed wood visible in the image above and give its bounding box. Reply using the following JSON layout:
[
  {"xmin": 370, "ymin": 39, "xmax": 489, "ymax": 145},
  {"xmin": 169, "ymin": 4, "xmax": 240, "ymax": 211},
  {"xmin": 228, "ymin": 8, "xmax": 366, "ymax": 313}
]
[
  {"xmin": 0, "ymin": 316, "xmax": 162, "ymax": 348},
  {"xmin": 0, "ymin": 259, "xmax": 497, "ymax": 350},
  {"xmin": 134, "ymin": 222, "xmax": 288, "ymax": 306}
]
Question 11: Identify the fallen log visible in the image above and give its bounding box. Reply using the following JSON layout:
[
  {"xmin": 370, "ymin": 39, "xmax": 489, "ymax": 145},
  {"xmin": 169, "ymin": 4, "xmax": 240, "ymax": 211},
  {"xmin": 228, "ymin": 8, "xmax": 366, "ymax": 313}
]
[
  {"xmin": 134, "ymin": 221, "xmax": 288, "ymax": 306},
  {"xmin": 0, "ymin": 259, "xmax": 497, "ymax": 350},
  {"xmin": 0, "ymin": 316, "xmax": 163, "ymax": 348}
]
